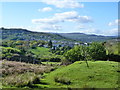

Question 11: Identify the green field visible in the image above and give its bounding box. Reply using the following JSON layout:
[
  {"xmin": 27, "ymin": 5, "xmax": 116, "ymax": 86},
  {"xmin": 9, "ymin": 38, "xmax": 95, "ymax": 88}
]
[
  {"xmin": 38, "ymin": 61, "xmax": 119, "ymax": 88},
  {"xmin": 30, "ymin": 47, "xmax": 52, "ymax": 56}
]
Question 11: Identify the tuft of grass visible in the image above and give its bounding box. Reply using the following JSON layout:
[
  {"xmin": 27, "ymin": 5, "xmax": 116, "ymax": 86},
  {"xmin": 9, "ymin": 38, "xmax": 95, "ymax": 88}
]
[
  {"xmin": 2, "ymin": 72, "xmax": 41, "ymax": 87},
  {"xmin": 54, "ymin": 76, "xmax": 71, "ymax": 85}
]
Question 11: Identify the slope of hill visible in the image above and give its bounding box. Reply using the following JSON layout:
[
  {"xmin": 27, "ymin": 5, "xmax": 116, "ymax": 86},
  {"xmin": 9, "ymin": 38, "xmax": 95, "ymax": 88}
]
[
  {"xmin": 40, "ymin": 61, "xmax": 119, "ymax": 88},
  {"xmin": 1, "ymin": 28, "xmax": 115, "ymax": 42},
  {"xmin": 59, "ymin": 33, "xmax": 116, "ymax": 42},
  {"xmin": 1, "ymin": 28, "xmax": 73, "ymax": 42}
]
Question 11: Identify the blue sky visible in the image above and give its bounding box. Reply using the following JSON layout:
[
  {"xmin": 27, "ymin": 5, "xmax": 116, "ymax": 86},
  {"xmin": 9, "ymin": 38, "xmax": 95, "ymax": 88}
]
[{"xmin": 1, "ymin": 1, "xmax": 118, "ymax": 36}]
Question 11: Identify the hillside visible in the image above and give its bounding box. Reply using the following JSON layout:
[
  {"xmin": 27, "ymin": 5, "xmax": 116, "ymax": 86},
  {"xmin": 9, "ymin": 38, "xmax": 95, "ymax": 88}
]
[
  {"xmin": 1, "ymin": 28, "xmax": 115, "ymax": 42},
  {"xmin": 1, "ymin": 28, "xmax": 73, "ymax": 42},
  {"xmin": 39, "ymin": 61, "xmax": 119, "ymax": 88},
  {"xmin": 59, "ymin": 33, "xmax": 116, "ymax": 42}
]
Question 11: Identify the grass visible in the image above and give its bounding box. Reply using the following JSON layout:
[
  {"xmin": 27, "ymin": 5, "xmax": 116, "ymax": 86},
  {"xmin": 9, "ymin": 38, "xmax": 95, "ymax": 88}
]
[
  {"xmin": 30, "ymin": 47, "xmax": 62, "ymax": 62},
  {"xmin": 30, "ymin": 47, "xmax": 52, "ymax": 56},
  {"xmin": 40, "ymin": 61, "xmax": 119, "ymax": 88},
  {"xmin": 2, "ymin": 72, "xmax": 41, "ymax": 87},
  {"xmin": 2, "ymin": 60, "xmax": 52, "ymax": 76},
  {"xmin": 1, "ymin": 60, "xmax": 53, "ymax": 88},
  {"xmin": 41, "ymin": 62, "xmax": 61, "ymax": 65},
  {"xmin": 1, "ymin": 60, "xmax": 119, "ymax": 88}
]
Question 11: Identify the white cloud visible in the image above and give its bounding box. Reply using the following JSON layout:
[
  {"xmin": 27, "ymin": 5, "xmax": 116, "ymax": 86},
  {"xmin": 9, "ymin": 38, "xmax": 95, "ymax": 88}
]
[
  {"xmin": 37, "ymin": 24, "xmax": 61, "ymax": 30},
  {"xmin": 76, "ymin": 24, "xmax": 118, "ymax": 36},
  {"xmin": 80, "ymin": 28, "xmax": 117, "ymax": 36},
  {"xmin": 32, "ymin": 18, "xmax": 58, "ymax": 24},
  {"xmin": 76, "ymin": 24, "xmax": 85, "ymax": 29},
  {"xmin": 108, "ymin": 19, "xmax": 120, "ymax": 26},
  {"xmin": 41, "ymin": 0, "xmax": 84, "ymax": 8},
  {"xmin": 32, "ymin": 24, "xmax": 61, "ymax": 32},
  {"xmin": 77, "ymin": 16, "xmax": 93, "ymax": 23},
  {"xmin": 103, "ymin": 28, "xmax": 118, "ymax": 36},
  {"xmin": 32, "ymin": 11, "xmax": 92, "ymax": 24},
  {"xmin": 77, "ymin": 28, "xmax": 118, "ymax": 36},
  {"xmin": 79, "ymin": 28, "xmax": 98, "ymax": 35},
  {"xmin": 38, "ymin": 7, "xmax": 52, "ymax": 12},
  {"xmin": 54, "ymin": 11, "xmax": 78, "ymax": 20},
  {"xmin": 32, "ymin": 11, "xmax": 93, "ymax": 31}
]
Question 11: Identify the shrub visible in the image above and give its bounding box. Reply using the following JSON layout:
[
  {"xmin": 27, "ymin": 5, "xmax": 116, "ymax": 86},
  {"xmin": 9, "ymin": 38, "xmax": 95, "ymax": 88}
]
[
  {"xmin": 54, "ymin": 76, "xmax": 71, "ymax": 85},
  {"xmin": 49, "ymin": 57, "xmax": 61, "ymax": 62},
  {"xmin": 61, "ymin": 59, "xmax": 72, "ymax": 65},
  {"xmin": 32, "ymin": 76, "xmax": 40, "ymax": 84},
  {"xmin": 107, "ymin": 54, "xmax": 120, "ymax": 62}
]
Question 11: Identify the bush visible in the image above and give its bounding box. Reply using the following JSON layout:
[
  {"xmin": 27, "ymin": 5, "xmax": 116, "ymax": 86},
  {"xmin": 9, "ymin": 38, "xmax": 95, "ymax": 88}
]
[
  {"xmin": 54, "ymin": 76, "xmax": 71, "ymax": 85},
  {"xmin": 32, "ymin": 76, "xmax": 40, "ymax": 84},
  {"xmin": 61, "ymin": 58, "xmax": 72, "ymax": 65},
  {"xmin": 49, "ymin": 57, "xmax": 61, "ymax": 62},
  {"xmin": 107, "ymin": 54, "xmax": 120, "ymax": 62},
  {"xmin": 40, "ymin": 55, "xmax": 61, "ymax": 62}
]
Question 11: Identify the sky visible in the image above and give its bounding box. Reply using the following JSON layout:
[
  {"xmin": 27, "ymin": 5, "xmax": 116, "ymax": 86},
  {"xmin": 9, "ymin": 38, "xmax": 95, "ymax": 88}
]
[{"xmin": 1, "ymin": 0, "xmax": 119, "ymax": 36}]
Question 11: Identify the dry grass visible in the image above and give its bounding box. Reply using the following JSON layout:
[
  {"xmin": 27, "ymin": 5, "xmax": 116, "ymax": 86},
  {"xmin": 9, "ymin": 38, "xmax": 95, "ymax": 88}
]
[
  {"xmin": 2, "ymin": 72, "xmax": 41, "ymax": 87},
  {"xmin": 1, "ymin": 60, "xmax": 54, "ymax": 87},
  {"xmin": 1, "ymin": 60, "xmax": 52, "ymax": 76}
]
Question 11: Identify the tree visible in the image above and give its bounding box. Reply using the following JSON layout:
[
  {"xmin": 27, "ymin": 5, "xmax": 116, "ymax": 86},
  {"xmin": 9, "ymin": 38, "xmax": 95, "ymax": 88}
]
[
  {"xmin": 64, "ymin": 46, "xmax": 88, "ymax": 62},
  {"xmin": 88, "ymin": 42, "xmax": 106, "ymax": 60},
  {"xmin": 48, "ymin": 40, "xmax": 52, "ymax": 48},
  {"xmin": 81, "ymin": 46, "xmax": 91, "ymax": 67},
  {"xmin": 64, "ymin": 45, "xmax": 90, "ymax": 67},
  {"xmin": 1, "ymin": 27, "xmax": 4, "ymax": 30}
]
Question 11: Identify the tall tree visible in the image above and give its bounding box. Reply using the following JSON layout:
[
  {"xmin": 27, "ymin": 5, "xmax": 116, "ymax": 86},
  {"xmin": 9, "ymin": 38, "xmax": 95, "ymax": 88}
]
[{"xmin": 48, "ymin": 40, "xmax": 52, "ymax": 48}]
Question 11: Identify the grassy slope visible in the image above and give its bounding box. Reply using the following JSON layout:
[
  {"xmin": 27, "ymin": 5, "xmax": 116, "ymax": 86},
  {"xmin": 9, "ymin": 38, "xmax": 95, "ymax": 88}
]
[
  {"xmin": 40, "ymin": 61, "xmax": 119, "ymax": 88},
  {"xmin": 30, "ymin": 47, "xmax": 51, "ymax": 56},
  {"xmin": 30, "ymin": 47, "xmax": 62, "ymax": 61}
]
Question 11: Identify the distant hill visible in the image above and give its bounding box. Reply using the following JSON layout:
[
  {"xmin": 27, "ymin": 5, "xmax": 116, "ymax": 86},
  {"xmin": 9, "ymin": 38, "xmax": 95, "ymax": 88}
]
[
  {"xmin": 58, "ymin": 33, "xmax": 116, "ymax": 42},
  {"xmin": 1, "ymin": 28, "xmax": 73, "ymax": 42},
  {"xmin": 1, "ymin": 28, "xmax": 116, "ymax": 42}
]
